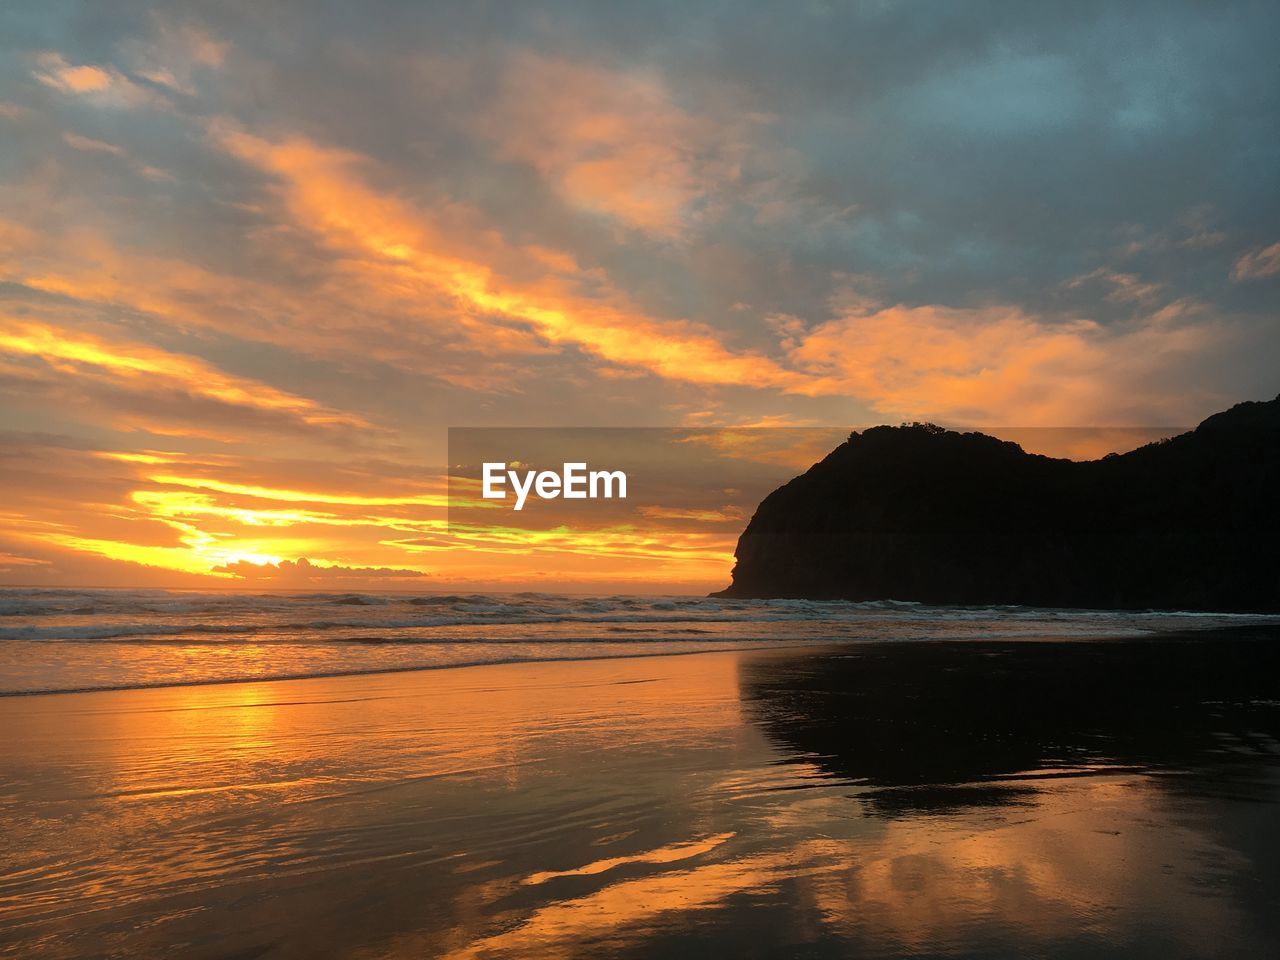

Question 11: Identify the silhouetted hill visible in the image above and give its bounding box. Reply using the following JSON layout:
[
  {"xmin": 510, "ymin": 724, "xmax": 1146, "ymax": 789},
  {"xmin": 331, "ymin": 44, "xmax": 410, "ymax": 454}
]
[{"xmin": 714, "ymin": 395, "xmax": 1280, "ymax": 611}]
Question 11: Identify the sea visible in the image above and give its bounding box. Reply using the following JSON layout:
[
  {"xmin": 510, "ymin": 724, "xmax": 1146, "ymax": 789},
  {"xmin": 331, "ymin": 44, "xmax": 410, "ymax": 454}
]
[{"xmin": 2, "ymin": 587, "xmax": 1274, "ymax": 695}]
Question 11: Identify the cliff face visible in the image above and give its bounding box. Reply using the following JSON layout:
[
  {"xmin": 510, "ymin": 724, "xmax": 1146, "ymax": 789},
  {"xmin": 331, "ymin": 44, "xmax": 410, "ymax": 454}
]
[{"xmin": 714, "ymin": 396, "xmax": 1280, "ymax": 611}]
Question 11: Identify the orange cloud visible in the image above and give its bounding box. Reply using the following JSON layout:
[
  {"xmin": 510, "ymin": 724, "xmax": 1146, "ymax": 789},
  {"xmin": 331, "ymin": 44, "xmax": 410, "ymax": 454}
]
[
  {"xmin": 637, "ymin": 505, "xmax": 746, "ymax": 523},
  {"xmin": 0, "ymin": 319, "xmax": 371, "ymax": 436},
  {"xmin": 27, "ymin": 531, "xmax": 240, "ymax": 576},
  {"xmin": 211, "ymin": 556, "xmax": 425, "ymax": 583},
  {"xmin": 33, "ymin": 52, "xmax": 116, "ymax": 93},
  {"xmin": 478, "ymin": 55, "xmax": 764, "ymax": 236},
  {"xmin": 211, "ymin": 125, "xmax": 804, "ymax": 391},
  {"xmin": 1231, "ymin": 241, "xmax": 1280, "ymax": 281},
  {"xmin": 144, "ymin": 474, "xmax": 448, "ymax": 508},
  {"xmin": 677, "ymin": 427, "xmax": 849, "ymax": 469},
  {"xmin": 2, "ymin": 438, "xmax": 739, "ymax": 590},
  {"xmin": 31, "ymin": 52, "xmax": 151, "ymax": 107},
  {"xmin": 785, "ymin": 299, "xmax": 1228, "ymax": 425},
  {"xmin": 12, "ymin": 115, "xmax": 1227, "ymax": 435},
  {"xmin": 389, "ymin": 519, "xmax": 733, "ymax": 578}
]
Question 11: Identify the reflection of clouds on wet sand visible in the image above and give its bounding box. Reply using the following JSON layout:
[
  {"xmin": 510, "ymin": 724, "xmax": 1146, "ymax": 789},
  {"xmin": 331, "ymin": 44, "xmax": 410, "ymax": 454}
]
[
  {"xmin": 793, "ymin": 776, "xmax": 1254, "ymax": 957},
  {"xmin": 446, "ymin": 849, "xmax": 796, "ymax": 960},
  {"xmin": 523, "ymin": 832, "xmax": 737, "ymax": 885},
  {"xmin": 0, "ymin": 653, "xmax": 755, "ymax": 957},
  {"xmin": 434, "ymin": 767, "xmax": 1261, "ymax": 960},
  {"xmin": 1, "ymin": 646, "xmax": 1276, "ymax": 959}
]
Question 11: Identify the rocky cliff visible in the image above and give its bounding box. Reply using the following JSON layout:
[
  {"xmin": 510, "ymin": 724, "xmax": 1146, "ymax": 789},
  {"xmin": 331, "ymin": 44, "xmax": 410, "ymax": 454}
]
[{"xmin": 714, "ymin": 395, "xmax": 1280, "ymax": 611}]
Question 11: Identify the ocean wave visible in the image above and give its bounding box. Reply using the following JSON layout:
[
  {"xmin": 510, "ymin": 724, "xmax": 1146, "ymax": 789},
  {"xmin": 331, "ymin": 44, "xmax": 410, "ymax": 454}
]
[
  {"xmin": 2, "ymin": 586, "xmax": 1278, "ymax": 643},
  {"xmin": 2, "ymin": 587, "xmax": 1278, "ymax": 696},
  {"xmin": 0, "ymin": 611, "xmax": 937, "ymax": 641}
]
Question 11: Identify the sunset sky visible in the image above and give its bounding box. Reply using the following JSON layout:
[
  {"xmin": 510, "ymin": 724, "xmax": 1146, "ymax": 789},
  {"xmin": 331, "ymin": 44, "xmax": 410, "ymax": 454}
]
[{"xmin": 1, "ymin": 1, "xmax": 1278, "ymax": 591}]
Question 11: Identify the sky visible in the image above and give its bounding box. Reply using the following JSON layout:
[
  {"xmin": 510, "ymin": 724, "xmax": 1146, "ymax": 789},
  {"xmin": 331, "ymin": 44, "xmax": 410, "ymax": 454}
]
[{"xmin": 1, "ymin": 0, "xmax": 1277, "ymax": 591}]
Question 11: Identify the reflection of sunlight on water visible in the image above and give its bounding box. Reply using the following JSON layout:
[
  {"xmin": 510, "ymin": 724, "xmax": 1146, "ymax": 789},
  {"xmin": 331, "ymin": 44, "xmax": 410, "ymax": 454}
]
[
  {"xmin": 435, "ymin": 770, "xmax": 1255, "ymax": 960},
  {"xmin": 0, "ymin": 648, "xmax": 1274, "ymax": 959},
  {"xmin": 172, "ymin": 681, "xmax": 282, "ymax": 759}
]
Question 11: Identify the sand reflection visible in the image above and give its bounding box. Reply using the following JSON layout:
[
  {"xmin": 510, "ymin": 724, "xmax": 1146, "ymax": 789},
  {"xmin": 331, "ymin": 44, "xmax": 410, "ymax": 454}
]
[
  {"xmin": 1, "ymin": 643, "xmax": 1277, "ymax": 959},
  {"xmin": 793, "ymin": 776, "xmax": 1254, "ymax": 957},
  {"xmin": 428, "ymin": 767, "xmax": 1263, "ymax": 960}
]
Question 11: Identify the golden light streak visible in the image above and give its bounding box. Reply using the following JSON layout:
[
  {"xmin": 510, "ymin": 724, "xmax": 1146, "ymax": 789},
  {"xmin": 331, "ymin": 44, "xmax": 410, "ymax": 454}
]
[
  {"xmin": 386, "ymin": 520, "xmax": 735, "ymax": 570},
  {"xmin": 638, "ymin": 505, "xmax": 746, "ymax": 523},
  {"xmin": 26, "ymin": 532, "xmax": 244, "ymax": 576},
  {"xmin": 132, "ymin": 490, "xmax": 338, "ymax": 528},
  {"xmin": 95, "ymin": 451, "xmax": 180, "ymax": 465},
  {"xmin": 0, "ymin": 319, "xmax": 370, "ymax": 430},
  {"xmin": 146, "ymin": 475, "xmax": 450, "ymax": 508},
  {"xmin": 130, "ymin": 489, "xmax": 441, "ymax": 533}
]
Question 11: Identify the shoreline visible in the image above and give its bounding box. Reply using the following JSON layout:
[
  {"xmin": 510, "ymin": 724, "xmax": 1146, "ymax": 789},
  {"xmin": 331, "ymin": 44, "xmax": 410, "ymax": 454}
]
[
  {"xmin": 0, "ymin": 641, "xmax": 783, "ymax": 700},
  {"xmin": 6, "ymin": 621, "xmax": 1278, "ymax": 700}
]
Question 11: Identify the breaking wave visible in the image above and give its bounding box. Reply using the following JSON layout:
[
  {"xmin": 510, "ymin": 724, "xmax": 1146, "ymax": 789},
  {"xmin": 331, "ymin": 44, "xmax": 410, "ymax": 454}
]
[{"xmin": 1, "ymin": 588, "xmax": 1275, "ymax": 695}]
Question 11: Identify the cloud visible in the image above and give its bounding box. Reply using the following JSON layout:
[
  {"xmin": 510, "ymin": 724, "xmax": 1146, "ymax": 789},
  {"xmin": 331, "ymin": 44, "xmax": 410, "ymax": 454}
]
[
  {"xmin": 1231, "ymin": 242, "xmax": 1280, "ymax": 281},
  {"xmin": 211, "ymin": 556, "xmax": 426, "ymax": 583},
  {"xmin": 31, "ymin": 52, "xmax": 150, "ymax": 106},
  {"xmin": 126, "ymin": 15, "xmax": 227, "ymax": 95},
  {"xmin": 0, "ymin": 552, "xmax": 51, "ymax": 573},
  {"xmin": 62, "ymin": 132, "xmax": 126, "ymax": 156},
  {"xmin": 59, "ymin": 131, "xmax": 172, "ymax": 180},
  {"xmin": 637, "ymin": 505, "xmax": 746, "ymax": 523},
  {"xmin": 476, "ymin": 55, "xmax": 771, "ymax": 237},
  {"xmin": 211, "ymin": 124, "xmax": 805, "ymax": 390},
  {"xmin": 3, "ymin": 2, "xmax": 1278, "ymax": 588},
  {"xmin": 33, "ymin": 52, "xmax": 117, "ymax": 94},
  {"xmin": 0, "ymin": 319, "xmax": 373, "ymax": 438},
  {"xmin": 0, "ymin": 437, "xmax": 445, "ymax": 583},
  {"xmin": 1065, "ymin": 268, "xmax": 1162, "ymax": 304},
  {"xmin": 786, "ymin": 298, "xmax": 1230, "ymax": 425},
  {"xmin": 0, "ymin": 432, "xmax": 738, "ymax": 589},
  {"xmin": 142, "ymin": 474, "xmax": 448, "ymax": 508}
]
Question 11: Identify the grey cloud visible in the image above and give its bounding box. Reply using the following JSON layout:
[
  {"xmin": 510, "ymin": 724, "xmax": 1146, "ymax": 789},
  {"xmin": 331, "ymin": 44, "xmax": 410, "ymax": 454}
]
[{"xmin": 2, "ymin": 0, "xmax": 1276, "ymax": 424}]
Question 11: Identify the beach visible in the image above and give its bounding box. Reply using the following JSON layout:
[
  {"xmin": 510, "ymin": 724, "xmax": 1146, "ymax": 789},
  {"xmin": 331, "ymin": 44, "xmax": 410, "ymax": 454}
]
[
  {"xmin": 4, "ymin": 2, "xmax": 1279, "ymax": 955},
  {"xmin": 3, "ymin": 634, "xmax": 1278, "ymax": 959}
]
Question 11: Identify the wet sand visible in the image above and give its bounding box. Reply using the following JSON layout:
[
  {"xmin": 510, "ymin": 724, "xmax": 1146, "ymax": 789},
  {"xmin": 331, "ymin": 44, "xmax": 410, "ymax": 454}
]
[{"xmin": 2, "ymin": 634, "xmax": 1279, "ymax": 958}]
